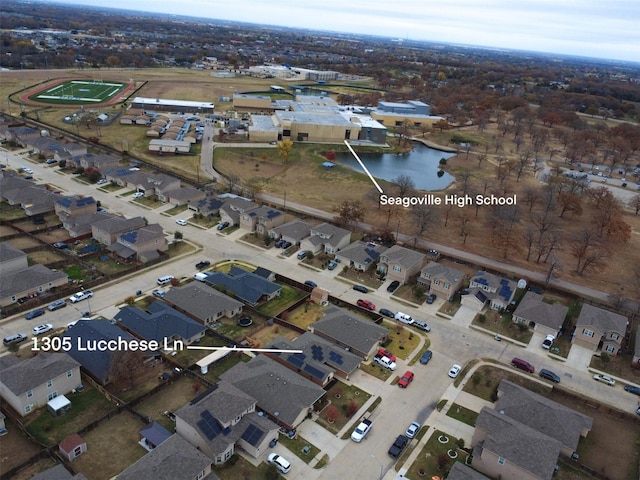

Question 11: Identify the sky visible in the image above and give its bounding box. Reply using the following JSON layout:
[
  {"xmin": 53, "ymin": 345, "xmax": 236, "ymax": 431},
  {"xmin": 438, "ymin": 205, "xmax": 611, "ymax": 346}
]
[{"xmin": 53, "ymin": 0, "xmax": 640, "ymax": 63}]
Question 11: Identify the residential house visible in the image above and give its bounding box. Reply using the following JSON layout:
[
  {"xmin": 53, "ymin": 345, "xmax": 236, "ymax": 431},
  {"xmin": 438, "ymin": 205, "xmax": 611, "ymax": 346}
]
[
  {"xmin": 417, "ymin": 262, "xmax": 464, "ymax": 301},
  {"xmin": 269, "ymin": 219, "xmax": 312, "ymax": 245},
  {"xmin": 0, "ymin": 126, "xmax": 40, "ymax": 145},
  {"xmin": 310, "ymin": 305, "xmax": 388, "ymax": 358},
  {"xmin": 335, "ymin": 241, "xmax": 388, "ymax": 272},
  {"xmin": 471, "ymin": 380, "xmax": 592, "ymax": 480},
  {"xmin": 92, "ymin": 216, "xmax": 147, "ymax": 246},
  {"xmin": 176, "ymin": 382, "xmax": 279, "ymax": 465},
  {"xmin": 219, "ymin": 197, "xmax": 258, "ymax": 227},
  {"xmin": 512, "ymin": 292, "xmax": 568, "ymax": 337},
  {"xmin": 447, "ymin": 463, "xmax": 491, "ymax": 480},
  {"xmin": 78, "ymin": 153, "xmax": 120, "ymax": 172},
  {"xmin": 117, "ymin": 434, "xmax": 215, "ymax": 480},
  {"xmin": 163, "ymin": 282, "xmax": 243, "ymax": 326},
  {"xmin": 0, "ymin": 175, "xmax": 38, "ymax": 203},
  {"xmin": 2, "ymin": 183, "xmax": 58, "ymax": 215},
  {"xmin": 138, "ymin": 422, "xmax": 172, "ymax": 452},
  {"xmin": 0, "ymin": 353, "xmax": 81, "ymax": 416},
  {"xmin": 633, "ymin": 328, "xmax": 640, "ymax": 368},
  {"xmin": 108, "ymin": 223, "xmax": 167, "ymax": 263},
  {"xmin": 61, "ymin": 212, "xmax": 110, "ymax": 238},
  {"xmin": 204, "ymin": 266, "xmax": 281, "ymax": 306},
  {"xmin": 220, "ymin": 355, "xmax": 325, "ymax": 430},
  {"xmin": 115, "ymin": 302, "xmax": 206, "ymax": 346},
  {"xmin": 0, "ymin": 263, "xmax": 68, "ymax": 307},
  {"xmin": 239, "ymin": 206, "xmax": 285, "ymax": 235},
  {"xmin": 123, "ymin": 172, "xmax": 181, "ymax": 197},
  {"xmin": 0, "ymin": 241, "xmax": 28, "ymax": 274},
  {"xmin": 63, "ymin": 320, "xmax": 139, "ymax": 384},
  {"xmin": 25, "ymin": 137, "xmax": 67, "ymax": 158},
  {"xmin": 266, "ymin": 331, "xmax": 362, "ymax": 383},
  {"xmin": 189, "ymin": 196, "xmax": 225, "ymax": 217},
  {"xmin": 59, "ymin": 433, "xmax": 87, "ymax": 461},
  {"xmin": 158, "ymin": 186, "xmax": 206, "ymax": 206},
  {"xmin": 377, "ymin": 245, "xmax": 425, "ymax": 284},
  {"xmin": 55, "ymin": 196, "xmax": 97, "ymax": 220},
  {"xmin": 253, "ymin": 266, "xmax": 276, "ymax": 282},
  {"xmin": 103, "ymin": 167, "xmax": 135, "ymax": 186},
  {"xmin": 462, "ymin": 271, "xmax": 516, "ymax": 311},
  {"xmin": 32, "ymin": 464, "xmax": 89, "ymax": 480},
  {"xmin": 300, "ymin": 222, "xmax": 351, "ymax": 255},
  {"xmin": 573, "ymin": 303, "xmax": 628, "ymax": 355},
  {"xmin": 54, "ymin": 143, "xmax": 88, "ymax": 163}
]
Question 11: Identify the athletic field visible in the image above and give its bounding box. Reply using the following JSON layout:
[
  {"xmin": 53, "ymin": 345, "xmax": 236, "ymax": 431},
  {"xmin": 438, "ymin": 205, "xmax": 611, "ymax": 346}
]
[{"xmin": 28, "ymin": 80, "xmax": 128, "ymax": 105}]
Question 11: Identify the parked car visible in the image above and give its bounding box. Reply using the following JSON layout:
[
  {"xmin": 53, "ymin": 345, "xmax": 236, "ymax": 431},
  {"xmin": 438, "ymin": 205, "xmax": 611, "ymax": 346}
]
[
  {"xmin": 377, "ymin": 348, "xmax": 397, "ymax": 362},
  {"xmin": 426, "ymin": 293, "xmax": 437, "ymax": 304},
  {"xmin": 388, "ymin": 435, "xmax": 409, "ymax": 458},
  {"xmin": 419, "ymin": 350, "xmax": 433, "ymax": 365},
  {"xmin": 327, "ymin": 260, "xmax": 338, "ymax": 270},
  {"xmin": 412, "ymin": 320, "xmax": 431, "ymax": 332},
  {"xmin": 267, "ymin": 453, "xmax": 291, "ymax": 474},
  {"xmin": 21, "ymin": 167, "xmax": 33, "ymax": 174},
  {"xmin": 96, "ymin": 178, "xmax": 107, "ymax": 185},
  {"xmin": 25, "ymin": 309, "xmax": 46, "ymax": 320},
  {"xmin": 3, "ymin": 333, "xmax": 28, "ymax": 346},
  {"xmin": 195, "ymin": 260, "xmax": 211, "ymax": 269},
  {"xmin": 357, "ymin": 299, "xmax": 376, "ymax": 310},
  {"xmin": 624, "ymin": 385, "xmax": 640, "ymax": 396},
  {"xmin": 281, "ymin": 241, "xmax": 292, "ymax": 249},
  {"xmin": 405, "ymin": 422, "xmax": 421, "ymax": 439},
  {"xmin": 380, "ymin": 308, "xmax": 395, "ymax": 318},
  {"xmin": 511, "ymin": 357, "xmax": 535, "ymax": 373},
  {"xmin": 387, "ymin": 280, "xmax": 400, "ymax": 292},
  {"xmin": 175, "ymin": 219, "xmax": 187, "ymax": 226},
  {"xmin": 152, "ymin": 289, "xmax": 166, "ymax": 299},
  {"xmin": 217, "ymin": 221, "xmax": 229, "ymax": 231},
  {"xmin": 398, "ymin": 371, "xmax": 414, "ymax": 388},
  {"xmin": 69, "ymin": 290, "xmax": 93, "ymax": 303},
  {"xmin": 542, "ymin": 334, "xmax": 555, "ymax": 349},
  {"xmin": 353, "ymin": 285, "xmax": 369, "ymax": 293},
  {"xmin": 274, "ymin": 239, "xmax": 284, "ymax": 248},
  {"xmin": 539, "ymin": 369, "xmax": 560, "ymax": 383},
  {"xmin": 32, "ymin": 323, "xmax": 54, "ymax": 336},
  {"xmin": 297, "ymin": 250, "xmax": 308, "ymax": 260},
  {"xmin": 45, "ymin": 158, "xmax": 57, "ymax": 164},
  {"xmin": 448, "ymin": 364, "xmax": 462, "ymax": 378},
  {"xmin": 48, "ymin": 299, "xmax": 67, "ymax": 311},
  {"xmin": 593, "ymin": 374, "xmax": 616, "ymax": 386},
  {"xmin": 132, "ymin": 192, "xmax": 144, "ymax": 199}
]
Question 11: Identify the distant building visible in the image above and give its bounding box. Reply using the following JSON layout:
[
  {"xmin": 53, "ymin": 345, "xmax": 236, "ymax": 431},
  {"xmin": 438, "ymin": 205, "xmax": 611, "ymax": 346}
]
[{"xmin": 130, "ymin": 97, "xmax": 214, "ymax": 114}]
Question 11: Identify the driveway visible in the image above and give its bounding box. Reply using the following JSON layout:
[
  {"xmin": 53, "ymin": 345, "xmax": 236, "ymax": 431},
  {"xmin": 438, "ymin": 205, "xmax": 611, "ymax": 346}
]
[
  {"xmin": 566, "ymin": 344, "xmax": 595, "ymax": 370},
  {"xmin": 450, "ymin": 305, "xmax": 478, "ymax": 328}
]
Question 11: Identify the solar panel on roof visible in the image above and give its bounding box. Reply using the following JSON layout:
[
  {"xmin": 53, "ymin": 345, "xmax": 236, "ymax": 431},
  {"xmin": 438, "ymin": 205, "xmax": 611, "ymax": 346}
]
[
  {"xmin": 288, "ymin": 354, "xmax": 304, "ymax": 368},
  {"xmin": 476, "ymin": 278, "xmax": 489, "ymax": 285},
  {"xmin": 500, "ymin": 279, "xmax": 509, "ymax": 285},
  {"xmin": 241, "ymin": 424, "xmax": 264, "ymax": 447},
  {"xmin": 198, "ymin": 410, "xmax": 222, "ymax": 440},
  {"xmin": 304, "ymin": 364, "xmax": 325, "ymax": 379},
  {"xmin": 329, "ymin": 351, "xmax": 344, "ymax": 365},
  {"xmin": 311, "ymin": 345, "xmax": 324, "ymax": 362}
]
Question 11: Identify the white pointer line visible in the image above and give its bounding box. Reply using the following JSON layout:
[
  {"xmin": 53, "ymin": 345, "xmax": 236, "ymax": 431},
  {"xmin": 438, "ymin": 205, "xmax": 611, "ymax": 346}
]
[
  {"xmin": 344, "ymin": 140, "xmax": 384, "ymax": 194},
  {"xmin": 185, "ymin": 346, "xmax": 303, "ymax": 354}
]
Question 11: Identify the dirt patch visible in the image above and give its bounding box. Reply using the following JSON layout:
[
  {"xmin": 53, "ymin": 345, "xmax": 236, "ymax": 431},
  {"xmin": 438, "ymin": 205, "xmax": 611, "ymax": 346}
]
[
  {"xmin": 0, "ymin": 416, "xmax": 43, "ymax": 472},
  {"xmin": 250, "ymin": 323, "xmax": 299, "ymax": 346},
  {"xmin": 286, "ymin": 303, "xmax": 326, "ymax": 330},
  {"xmin": 5, "ymin": 236, "xmax": 42, "ymax": 249},
  {"xmin": 11, "ymin": 458, "xmax": 59, "ymax": 480},
  {"xmin": 133, "ymin": 375, "xmax": 201, "ymax": 430}
]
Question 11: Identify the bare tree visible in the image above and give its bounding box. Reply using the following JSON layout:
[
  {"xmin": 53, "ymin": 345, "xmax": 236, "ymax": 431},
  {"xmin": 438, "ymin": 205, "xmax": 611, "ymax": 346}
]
[
  {"xmin": 334, "ymin": 200, "xmax": 365, "ymax": 228},
  {"xmin": 393, "ymin": 174, "xmax": 415, "ymax": 198},
  {"xmin": 570, "ymin": 229, "xmax": 608, "ymax": 275},
  {"xmin": 226, "ymin": 173, "xmax": 240, "ymax": 193},
  {"xmin": 411, "ymin": 205, "xmax": 440, "ymax": 237},
  {"xmin": 629, "ymin": 194, "xmax": 640, "ymax": 215},
  {"xmin": 522, "ymin": 186, "xmax": 539, "ymax": 213},
  {"xmin": 107, "ymin": 350, "xmax": 145, "ymax": 389}
]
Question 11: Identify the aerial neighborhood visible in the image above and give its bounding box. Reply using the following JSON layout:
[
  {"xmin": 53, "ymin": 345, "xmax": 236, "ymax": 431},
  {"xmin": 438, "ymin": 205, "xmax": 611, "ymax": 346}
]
[{"xmin": 0, "ymin": 2, "xmax": 639, "ymax": 480}]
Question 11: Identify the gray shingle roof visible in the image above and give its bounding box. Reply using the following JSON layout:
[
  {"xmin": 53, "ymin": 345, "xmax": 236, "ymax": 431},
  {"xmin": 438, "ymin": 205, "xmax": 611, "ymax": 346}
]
[
  {"xmin": 337, "ymin": 240, "xmax": 388, "ymax": 266},
  {"xmin": 0, "ymin": 241, "xmax": 26, "ymax": 263},
  {"xmin": 271, "ymin": 219, "xmax": 312, "ymax": 241},
  {"xmin": 446, "ymin": 462, "xmax": 491, "ymax": 480},
  {"xmin": 115, "ymin": 302, "xmax": 205, "ymax": 343},
  {"xmin": 476, "ymin": 407, "xmax": 561, "ymax": 480},
  {"xmin": 220, "ymin": 355, "xmax": 325, "ymax": 427},
  {"xmin": 513, "ymin": 292, "xmax": 568, "ymax": 330},
  {"xmin": 311, "ymin": 305, "xmax": 388, "ymax": 356},
  {"xmin": 380, "ymin": 245, "xmax": 425, "ymax": 269},
  {"xmin": 163, "ymin": 282, "xmax": 243, "ymax": 322},
  {"xmin": 119, "ymin": 224, "xmax": 164, "ymax": 245},
  {"xmin": 92, "ymin": 216, "xmax": 146, "ymax": 234},
  {"xmin": 310, "ymin": 223, "xmax": 350, "ymax": 246},
  {"xmin": 117, "ymin": 434, "xmax": 215, "ymax": 480},
  {"xmin": 204, "ymin": 267, "xmax": 281, "ymax": 306},
  {"xmin": 576, "ymin": 303, "xmax": 628, "ymax": 336},
  {"xmin": 32, "ymin": 464, "xmax": 89, "ymax": 480},
  {"xmin": 496, "ymin": 380, "xmax": 592, "ymax": 451},
  {"xmin": 0, "ymin": 264, "xmax": 68, "ymax": 299},
  {"xmin": 421, "ymin": 261, "xmax": 463, "ymax": 284},
  {"xmin": 0, "ymin": 352, "xmax": 80, "ymax": 396}
]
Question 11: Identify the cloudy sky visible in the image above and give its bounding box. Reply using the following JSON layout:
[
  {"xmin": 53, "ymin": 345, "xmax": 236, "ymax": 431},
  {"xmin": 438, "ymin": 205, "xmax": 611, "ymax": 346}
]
[{"xmin": 54, "ymin": 0, "xmax": 640, "ymax": 63}]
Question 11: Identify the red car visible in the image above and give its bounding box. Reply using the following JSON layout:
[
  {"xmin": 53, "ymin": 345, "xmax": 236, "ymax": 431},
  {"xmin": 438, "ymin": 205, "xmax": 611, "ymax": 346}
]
[
  {"xmin": 398, "ymin": 371, "xmax": 414, "ymax": 388},
  {"xmin": 357, "ymin": 299, "xmax": 376, "ymax": 310},
  {"xmin": 378, "ymin": 348, "xmax": 397, "ymax": 362}
]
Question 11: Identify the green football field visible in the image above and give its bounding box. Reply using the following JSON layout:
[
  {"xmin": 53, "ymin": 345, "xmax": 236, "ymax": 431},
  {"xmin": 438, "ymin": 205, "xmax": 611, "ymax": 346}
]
[{"xmin": 29, "ymin": 80, "xmax": 127, "ymax": 105}]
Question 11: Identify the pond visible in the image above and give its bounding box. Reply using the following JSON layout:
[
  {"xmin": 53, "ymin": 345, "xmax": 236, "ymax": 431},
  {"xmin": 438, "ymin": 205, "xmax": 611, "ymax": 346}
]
[{"xmin": 335, "ymin": 143, "xmax": 456, "ymax": 191}]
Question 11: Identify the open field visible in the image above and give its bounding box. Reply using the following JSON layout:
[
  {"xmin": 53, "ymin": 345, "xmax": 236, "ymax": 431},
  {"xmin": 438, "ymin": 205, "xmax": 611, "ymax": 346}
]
[{"xmin": 27, "ymin": 79, "xmax": 128, "ymax": 106}]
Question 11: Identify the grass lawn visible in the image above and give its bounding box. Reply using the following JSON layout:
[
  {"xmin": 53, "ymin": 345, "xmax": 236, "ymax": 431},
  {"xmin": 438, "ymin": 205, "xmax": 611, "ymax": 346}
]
[
  {"xmin": 338, "ymin": 267, "xmax": 384, "ymax": 289},
  {"xmin": 211, "ymin": 455, "xmax": 273, "ymax": 480},
  {"xmin": 383, "ymin": 320, "xmax": 421, "ymax": 360},
  {"xmin": 405, "ymin": 429, "xmax": 469, "ymax": 479},
  {"xmin": 315, "ymin": 381, "xmax": 371, "ymax": 434},
  {"xmin": 173, "ymin": 334, "xmax": 229, "ymax": 367},
  {"xmin": 200, "ymin": 351, "xmax": 251, "ymax": 383},
  {"xmin": 0, "ymin": 200, "xmax": 29, "ymax": 219},
  {"xmin": 164, "ymin": 204, "xmax": 189, "ymax": 216},
  {"xmin": 438, "ymin": 299, "xmax": 461, "ymax": 316},
  {"xmin": 72, "ymin": 411, "xmax": 146, "ymax": 480},
  {"xmin": 64, "ymin": 264, "xmax": 84, "ymax": 280},
  {"xmin": 472, "ymin": 310, "xmax": 534, "ymax": 344},
  {"xmin": 462, "ymin": 364, "xmax": 551, "ymax": 401},
  {"xmin": 446, "ymin": 403, "xmax": 479, "ymax": 427},
  {"xmin": 256, "ymin": 285, "xmax": 307, "ymax": 317},
  {"xmin": 190, "ymin": 214, "xmax": 221, "ymax": 229},
  {"xmin": 278, "ymin": 433, "xmax": 321, "ymax": 464},
  {"xmin": 453, "ymin": 359, "xmax": 480, "ymax": 387},
  {"xmin": 360, "ymin": 361, "xmax": 394, "ymax": 381},
  {"xmin": 393, "ymin": 283, "xmax": 428, "ymax": 304},
  {"xmin": 25, "ymin": 386, "xmax": 116, "ymax": 446},
  {"xmin": 589, "ymin": 353, "xmax": 640, "ymax": 384},
  {"xmin": 284, "ymin": 302, "xmax": 325, "ymax": 329},
  {"xmin": 166, "ymin": 240, "xmax": 197, "ymax": 257},
  {"xmin": 239, "ymin": 231, "xmax": 270, "ymax": 248}
]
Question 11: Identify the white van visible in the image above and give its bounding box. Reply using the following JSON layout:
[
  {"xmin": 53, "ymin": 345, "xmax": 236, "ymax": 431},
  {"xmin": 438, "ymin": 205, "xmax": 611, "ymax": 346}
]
[
  {"xmin": 157, "ymin": 275, "xmax": 174, "ymax": 286},
  {"xmin": 394, "ymin": 312, "xmax": 414, "ymax": 325},
  {"xmin": 193, "ymin": 272, "xmax": 208, "ymax": 282}
]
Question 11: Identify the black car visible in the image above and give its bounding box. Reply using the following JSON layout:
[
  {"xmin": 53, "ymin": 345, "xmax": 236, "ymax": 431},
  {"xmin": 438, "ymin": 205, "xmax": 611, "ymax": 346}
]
[
  {"xmin": 380, "ymin": 308, "xmax": 395, "ymax": 318},
  {"xmin": 304, "ymin": 280, "xmax": 318, "ymax": 288},
  {"xmin": 353, "ymin": 285, "xmax": 368, "ymax": 293},
  {"xmin": 624, "ymin": 384, "xmax": 640, "ymax": 396},
  {"xmin": 387, "ymin": 280, "xmax": 400, "ymax": 292},
  {"xmin": 274, "ymin": 239, "xmax": 284, "ymax": 248},
  {"xmin": 419, "ymin": 350, "xmax": 433, "ymax": 364},
  {"xmin": 25, "ymin": 309, "xmax": 46, "ymax": 320},
  {"xmin": 195, "ymin": 260, "xmax": 211, "ymax": 269},
  {"xmin": 281, "ymin": 241, "xmax": 292, "ymax": 249},
  {"xmin": 388, "ymin": 435, "xmax": 409, "ymax": 458},
  {"xmin": 426, "ymin": 294, "xmax": 437, "ymax": 304},
  {"xmin": 217, "ymin": 221, "xmax": 229, "ymax": 231},
  {"xmin": 539, "ymin": 369, "xmax": 560, "ymax": 383}
]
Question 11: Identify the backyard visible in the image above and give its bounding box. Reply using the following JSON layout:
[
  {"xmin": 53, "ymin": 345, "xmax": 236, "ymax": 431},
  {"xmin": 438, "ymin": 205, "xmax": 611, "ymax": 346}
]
[{"xmin": 256, "ymin": 285, "xmax": 307, "ymax": 317}]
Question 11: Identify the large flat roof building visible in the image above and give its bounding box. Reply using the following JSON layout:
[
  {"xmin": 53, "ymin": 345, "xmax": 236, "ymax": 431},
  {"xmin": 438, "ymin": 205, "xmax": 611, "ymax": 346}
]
[{"xmin": 130, "ymin": 97, "xmax": 214, "ymax": 114}]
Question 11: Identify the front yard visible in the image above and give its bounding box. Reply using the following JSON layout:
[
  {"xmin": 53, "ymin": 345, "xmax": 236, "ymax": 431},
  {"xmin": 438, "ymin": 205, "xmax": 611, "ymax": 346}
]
[
  {"xmin": 382, "ymin": 320, "xmax": 422, "ymax": 360},
  {"xmin": 338, "ymin": 267, "xmax": 384, "ymax": 289},
  {"xmin": 472, "ymin": 310, "xmax": 534, "ymax": 344},
  {"xmin": 315, "ymin": 381, "xmax": 371, "ymax": 434},
  {"xmin": 405, "ymin": 429, "xmax": 469, "ymax": 479}
]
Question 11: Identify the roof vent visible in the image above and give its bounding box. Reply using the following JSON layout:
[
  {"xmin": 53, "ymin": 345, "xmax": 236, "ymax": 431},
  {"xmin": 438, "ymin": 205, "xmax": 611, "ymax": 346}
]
[{"xmin": 499, "ymin": 410, "xmax": 505, "ymax": 415}]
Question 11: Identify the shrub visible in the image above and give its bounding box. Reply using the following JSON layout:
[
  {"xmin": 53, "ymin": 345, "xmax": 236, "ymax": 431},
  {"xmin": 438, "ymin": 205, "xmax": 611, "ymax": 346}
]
[
  {"xmin": 326, "ymin": 405, "xmax": 339, "ymax": 423},
  {"xmin": 456, "ymin": 437, "xmax": 465, "ymax": 449},
  {"xmin": 347, "ymin": 400, "xmax": 359, "ymax": 417},
  {"xmin": 437, "ymin": 452, "xmax": 450, "ymax": 470},
  {"xmin": 439, "ymin": 157, "xmax": 447, "ymax": 165},
  {"xmin": 124, "ymin": 296, "xmax": 135, "ymax": 305},
  {"xmin": 477, "ymin": 314, "xmax": 486, "ymax": 323}
]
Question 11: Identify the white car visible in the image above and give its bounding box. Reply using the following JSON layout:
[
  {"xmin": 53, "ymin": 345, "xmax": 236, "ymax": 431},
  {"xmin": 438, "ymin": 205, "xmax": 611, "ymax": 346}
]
[
  {"xmin": 132, "ymin": 192, "xmax": 144, "ymax": 199},
  {"xmin": 405, "ymin": 422, "xmax": 421, "ymax": 439},
  {"xmin": 97, "ymin": 179, "xmax": 108, "ymax": 185},
  {"xmin": 69, "ymin": 290, "xmax": 93, "ymax": 303},
  {"xmin": 175, "ymin": 219, "xmax": 187, "ymax": 226},
  {"xmin": 593, "ymin": 374, "xmax": 616, "ymax": 386},
  {"xmin": 21, "ymin": 167, "xmax": 34, "ymax": 174},
  {"xmin": 267, "ymin": 453, "xmax": 291, "ymax": 474},
  {"xmin": 32, "ymin": 323, "xmax": 53, "ymax": 335},
  {"xmin": 448, "ymin": 364, "xmax": 462, "ymax": 378},
  {"xmin": 542, "ymin": 334, "xmax": 555, "ymax": 349}
]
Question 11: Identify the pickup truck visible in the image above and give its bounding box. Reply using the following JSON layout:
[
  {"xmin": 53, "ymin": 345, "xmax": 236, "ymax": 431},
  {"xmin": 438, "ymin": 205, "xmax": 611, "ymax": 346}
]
[
  {"xmin": 374, "ymin": 353, "xmax": 397, "ymax": 371},
  {"xmin": 388, "ymin": 434, "xmax": 409, "ymax": 458},
  {"xmin": 377, "ymin": 348, "xmax": 397, "ymax": 362},
  {"xmin": 350, "ymin": 418, "xmax": 373, "ymax": 442}
]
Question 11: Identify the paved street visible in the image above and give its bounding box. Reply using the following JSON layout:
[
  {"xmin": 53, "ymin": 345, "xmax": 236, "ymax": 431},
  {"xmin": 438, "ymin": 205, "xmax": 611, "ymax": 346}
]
[{"xmin": 2, "ymin": 148, "xmax": 639, "ymax": 479}]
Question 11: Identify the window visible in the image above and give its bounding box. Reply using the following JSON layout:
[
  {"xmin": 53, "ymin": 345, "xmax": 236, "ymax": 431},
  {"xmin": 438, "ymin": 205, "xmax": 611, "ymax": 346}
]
[
  {"xmin": 605, "ymin": 345, "xmax": 615, "ymax": 353},
  {"xmin": 344, "ymin": 129, "xmax": 351, "ymax": 140},
  {"xmin": 27, "ymin": 390, "xmax": 33, "ymax": 398},
  {"xmin": 38, "ymin": 286, "xmax": 44, "ymax": 292},
  {"xmin": 582, "ymin": 328, "xmax": 594, "ymax": 337},
  {"xmin": 610, "ymin": 333, "xmax": 620, "ymax": 340},
  {"xmin": 498, "ymin": 457, "xmax": 505, "ymax": 465},
  {"xmin": 216, "ymin": 456, "xmax": 222, "ymax": 464},
  {"xmin": 25, "ymin": 405, "xmax": 31, "ymax": 413},
  {"xmin": 444, "ymin": 283, "xmax": 450, "ymax": 289},
  {"xmin": 47, "ymin": 380, "xmax": 53, "ymax": 388},
  {"xmin": 48, "ymin": 392, "xmax": 58, "ymax": 401},
  {"xmin": 197, "ymin": 472, "xmax": 205, "ymax": 480},
  {"xmin": 74, "ymin": 446, "xmax": 82, "ymax": 456},
  {"xmin": 423, "ymin": 273, "xmax": 430, "ymax": 279},
  {"xmin": 225, "ymin": 450, "xmax": 233, "ymax": 460},
  {"xmin": 393, "ymin": 265, "xmax": 401, "ymax": 272},
  {"xmin": 434, "ymin": 279, "xmax": 440, "ymax": 285},
  {"xmin": 67, "ymin": 370, "xmax": 73, "ymax": 378}
]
